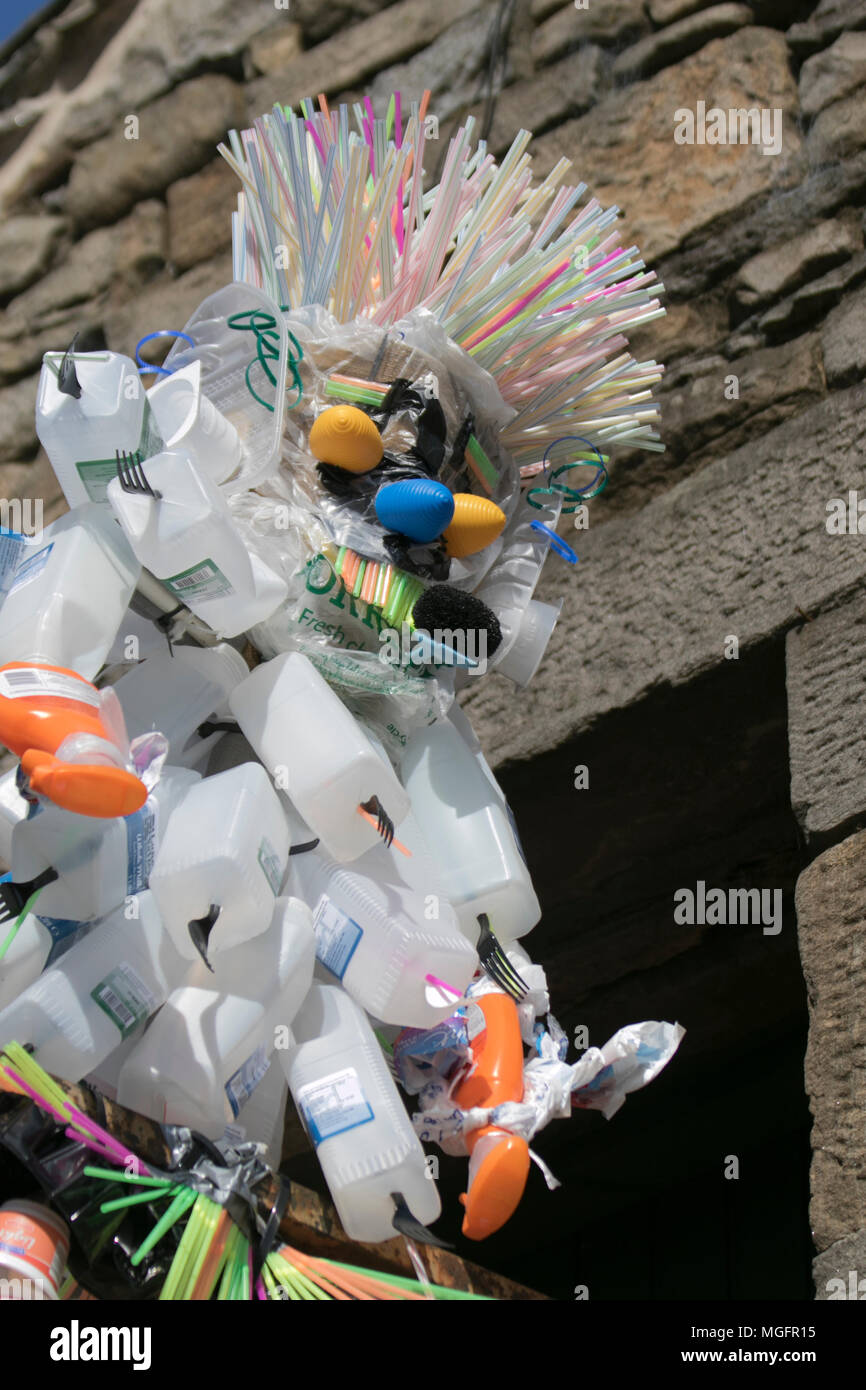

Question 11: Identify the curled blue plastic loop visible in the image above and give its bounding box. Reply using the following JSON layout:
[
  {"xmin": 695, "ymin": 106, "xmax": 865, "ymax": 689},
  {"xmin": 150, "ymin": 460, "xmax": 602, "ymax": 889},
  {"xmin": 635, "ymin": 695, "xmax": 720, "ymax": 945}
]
[
  {"xmin": 136, "ymin": 330, "xmax": 196, "ymax": 378},
  {"xmin": 525, "ymin": 435, "xmax": 609, "ymax": 512},
  {"xmin": 530, "ymin": 521, "xmax": 579, "ymax": 565}
]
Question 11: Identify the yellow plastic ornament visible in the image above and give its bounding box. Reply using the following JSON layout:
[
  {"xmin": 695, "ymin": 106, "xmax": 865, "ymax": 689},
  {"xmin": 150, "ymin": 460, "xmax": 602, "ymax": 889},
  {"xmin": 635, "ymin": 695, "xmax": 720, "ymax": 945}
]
[
  {"xmin": 309, "ymin": 405, "xmax": 384, "ymax": 472},
  {"xmin": 443, "ymin": 494, "xmax": 507, "ymax": 558}
]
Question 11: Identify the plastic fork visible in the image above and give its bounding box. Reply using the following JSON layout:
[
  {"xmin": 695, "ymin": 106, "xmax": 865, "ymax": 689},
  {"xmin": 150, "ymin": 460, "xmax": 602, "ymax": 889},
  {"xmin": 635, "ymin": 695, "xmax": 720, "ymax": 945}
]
[
  {"xmin": 358, "ymin": 797, "xmax": 411, "ymax": 857},
  {"xmin": 476, "ymin": 913, "xmax": 530, "ymax": 1003},
  {"xmin": 391, "ymin": 1192, "xmax": 453, "ymax": 1250},
  {"xmin": 115, "ymin": 448, "xmax": 162, "ymax": 499}
]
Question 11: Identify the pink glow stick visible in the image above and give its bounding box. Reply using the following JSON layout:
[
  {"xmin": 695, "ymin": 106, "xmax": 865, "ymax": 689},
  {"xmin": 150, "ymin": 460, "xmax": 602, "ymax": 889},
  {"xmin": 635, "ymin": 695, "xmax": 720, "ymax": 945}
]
[{"xmin": 425, "ymin": 973, "xmax": 463, "ymax": 998}]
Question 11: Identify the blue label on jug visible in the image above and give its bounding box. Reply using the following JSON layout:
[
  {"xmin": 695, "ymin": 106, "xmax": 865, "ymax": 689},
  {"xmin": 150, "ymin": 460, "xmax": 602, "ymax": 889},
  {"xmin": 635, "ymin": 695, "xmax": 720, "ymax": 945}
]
[
  {"xmin": 6, "ymin": 542, "xmax": 54, "ymax": 595},
  {"xmin": 312, "ymin": 895, "xmax": 362, "ymax": 980},
  {"xmin": 296, "ymin": 1067, "xmax": 374, "ymax": 1145},
  {"xmin": 0, "ymin": 530, "xmax": 30, "ymax": 594},
  {"xmin": 125, "ymin": 800, "xmax": 157, "ymax": 895},
  {"xmin": 225, "ymin": 1045, "xmax": 270, "ymax": 1119}
]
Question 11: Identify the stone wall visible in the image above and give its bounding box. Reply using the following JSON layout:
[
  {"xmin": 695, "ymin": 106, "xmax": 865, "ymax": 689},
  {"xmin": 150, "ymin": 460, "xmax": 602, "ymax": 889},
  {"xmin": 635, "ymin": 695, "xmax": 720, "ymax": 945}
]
[{"xmin": 2, "ymin": 0, "xmax": 866, "ymax": 1298}]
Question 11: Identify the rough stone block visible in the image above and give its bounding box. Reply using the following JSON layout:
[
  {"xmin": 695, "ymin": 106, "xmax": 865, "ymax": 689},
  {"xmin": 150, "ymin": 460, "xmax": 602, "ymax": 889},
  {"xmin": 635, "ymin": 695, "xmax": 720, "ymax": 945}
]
[
  {"xmin": 65, "ymin": 76, "xmax": 245, "ymax": 231},
  {"xmin": 733, "ymin": 217, "xmax": 863, "ymax": 316},
  {"xmin": 0, "ymin": 214, "xmax": 66, "ymax": 300},
  {"xmin": 787, "ymin": 593, "xmax": 866, "ymax": 842},
  {"xmin": 788, "ymin": 0, "xmax": 866, "ymax": 60},
  {"xmin": 760, "ymin": 251, "xmax": 866, "ymax": 343},
  {"xmin": 795, "ymin": 832, "xmax": 866, "ymax": 1251},
  {"xmin": 532, "ymin": 0, "xmax": 648, "ymax": 61},
  {"xmin": 800, "ymin": 31, "xmax": 866, "ymax": 117},
  {"xmin": 367, "ymin": 4, "xmax": 498, "ymax": 126},
  {"xmin": 532, "ymin": 29, "xmax": 803, "ymax": 263},
  {"xmin": 247, "ymin": 0, "xmax": 475, "ymax": 119},
  {"xmin": 613, "ymin": 4, "xmax": 753, "ymax": 82},
  {"xmin": 813, "ymin": 1229, "xmax": 866, "ymax": 1297},
  {"xmin": 809, "ymin": 87, "xmax": 866, "ymax": 162},
  {"xmin": 823, "ymin": 283, "xmax": 866, "ymax": 387},
  {"xmin": 0, "ymin": 373, "xmax": 40, "ymax": 461},
  {"xmin": 166, "ymin": 157, "xmax": 238, "ymax": 274}
]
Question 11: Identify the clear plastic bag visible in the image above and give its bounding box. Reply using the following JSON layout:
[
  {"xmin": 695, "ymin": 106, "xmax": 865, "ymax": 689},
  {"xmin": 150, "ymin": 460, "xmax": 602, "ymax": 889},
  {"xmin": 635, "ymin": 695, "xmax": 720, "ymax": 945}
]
[{"xmin": 239, "ymin": 305, "xmax": 520, "ymax": 589}]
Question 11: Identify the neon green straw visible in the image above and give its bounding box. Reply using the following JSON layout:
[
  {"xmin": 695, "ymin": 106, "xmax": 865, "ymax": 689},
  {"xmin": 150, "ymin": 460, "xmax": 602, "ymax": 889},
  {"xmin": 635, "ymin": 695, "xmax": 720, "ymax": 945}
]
[
  {"xmin": 267, "ymin": 1249, "xmax": 323, "ymax": 1301},
  {"xmin": 324, "ymin": 381, "xmax": 384, "ymax": 405},
  {"xmin": 216, "ymin": 1227, "xmax": 241, "ymax": 1300},
  {"xmin": 261, "ymin": 1260, "xmax": 284, "ymax": 1301},
  {"xmin": 177, "ymin": 1199, "xmax": 222, "ymax": 1301},
  {"xmin": 161, "ymin": 1194, "xmax": 215, "ymax": 1301}
]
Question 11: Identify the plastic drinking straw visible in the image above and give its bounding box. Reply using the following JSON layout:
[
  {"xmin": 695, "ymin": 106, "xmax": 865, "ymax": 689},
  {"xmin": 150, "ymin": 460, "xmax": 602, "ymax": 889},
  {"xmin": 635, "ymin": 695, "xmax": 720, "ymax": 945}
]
[{"xmin": 302, "ymin": 141, "xmax": 337, "ymax": 303}]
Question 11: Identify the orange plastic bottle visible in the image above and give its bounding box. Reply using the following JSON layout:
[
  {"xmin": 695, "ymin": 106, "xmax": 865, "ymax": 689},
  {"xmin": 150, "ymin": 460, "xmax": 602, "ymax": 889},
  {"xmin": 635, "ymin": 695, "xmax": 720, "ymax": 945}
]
[
  {"xmin": 0, "ymin": 661, "xmax": 146, "ymax": 817},
  {"xmin": 454, "ymin": 992, "xmax": 530, "ymax": 1240}
]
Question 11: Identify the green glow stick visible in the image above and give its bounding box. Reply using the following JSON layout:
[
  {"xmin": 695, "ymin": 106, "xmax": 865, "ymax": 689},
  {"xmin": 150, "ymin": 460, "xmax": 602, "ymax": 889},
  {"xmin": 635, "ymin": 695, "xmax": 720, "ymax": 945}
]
[
  {"xmin": 99, "ymin": 1184, "xmax": 185, "ymax": 1214},
  {"xmin": 83, "ymin": 1166, "xmax": 176, "ymax": 1190},
  {"xmin": 131, "ymin": 1187, "xmax": 197, "ymax": 1267}
]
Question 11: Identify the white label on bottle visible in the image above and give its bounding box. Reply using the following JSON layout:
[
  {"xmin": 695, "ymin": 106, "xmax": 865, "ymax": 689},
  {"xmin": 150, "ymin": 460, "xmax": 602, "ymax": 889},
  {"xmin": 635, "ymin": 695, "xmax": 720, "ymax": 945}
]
[
  {"xmin": 465, "ymin": 1001, "xmax": 487, "ymax": 1043},
  {"xmin": 90, "ymin": 961, "xmax": 157, "ymax": 1039},
  {"xmin": 0, "ymin": 667, "xmax": 100, "ymax": 706},
  {"xmin": 125, "ymin": 799, "xmax": 158, "ymax": 894},
  {"xmin": 257, "ymin": 836, "xmax": 282, "ymax": 896},
  {"xmin": 312, "ymin": 895, "xmax": 363, "ymax": 980},
  {"xmin": 6, "ymin": 542, "xmax": 54, "ymax": 595},
  {"xmin": 225, "ymin": 1045, "xmax": 270, "ymax": 1119},
  {"xmin": 296, "ymin": 1067, "xmax": 374, "ymax": 1146},
  {"xmin": 164, "ymin": 559, "xmax": 234, "ymax": 603}
]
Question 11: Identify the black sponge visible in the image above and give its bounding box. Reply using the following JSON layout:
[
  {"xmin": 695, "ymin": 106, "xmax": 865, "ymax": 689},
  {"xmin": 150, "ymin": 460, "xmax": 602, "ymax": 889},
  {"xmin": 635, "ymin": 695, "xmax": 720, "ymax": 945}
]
[{"xmin": 412, "ymin": 584, "xmax": 502, "ymax": 656}]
